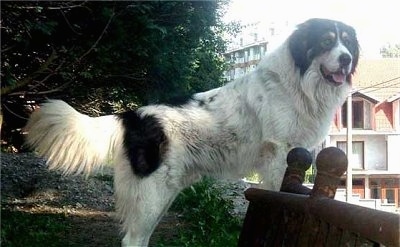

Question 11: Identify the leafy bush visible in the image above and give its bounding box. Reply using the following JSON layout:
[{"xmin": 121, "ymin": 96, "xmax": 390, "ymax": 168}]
[
  {"xmin": 159, "ymin": 178, "xmax": 242, "ymax": 247},
  {"xmin": 1, "ymin": 1, "xmax": 237, "ymax": 110}
]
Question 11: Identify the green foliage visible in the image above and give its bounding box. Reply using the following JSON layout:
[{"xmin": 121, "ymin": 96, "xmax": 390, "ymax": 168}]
[
  {"xmin": 159, "ymin": 178, "xmax": 242, "ymax": 247},
  {"xmin": 1, "ymin": 209, "xmax": 71, "ymax": 247},
  {"xmin": 305, "ymin": 164, "xmax": 316, "ymax": 184},
  {"xmin": 245, "ymin": 171, "xmax": 261, "ymax": 183},
  {"xmin": 1, "ymin": 1, "xmax": 241, "ymax": 149},
  {"xmin": 1, "ymin": 1, "xmax": 236, "ymax": 114}
]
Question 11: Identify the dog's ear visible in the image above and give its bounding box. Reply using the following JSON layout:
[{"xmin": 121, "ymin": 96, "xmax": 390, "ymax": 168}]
[
  {"xmin": 350, "ymin": 30, "xmax": 360, "ymax": 75},
  {"xmin": 289, "ymin": 22, "xmax": 311, "ymax": 75},
  {"xmin": 352, "ymin": 47, "xmax": 359, "ymax": 73}
]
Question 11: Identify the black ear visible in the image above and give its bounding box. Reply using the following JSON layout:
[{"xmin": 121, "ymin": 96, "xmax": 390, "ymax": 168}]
[
  {"xmin": 289, "ymin": 22, "xmax": 311, "ymax": 75},
  {"xmin": 350, "ymin": 32, "xmax": 360, "ymax": 74},
  {"xmin": 351, "ymin": 44, "xmax": 359, "ymax": 74}
]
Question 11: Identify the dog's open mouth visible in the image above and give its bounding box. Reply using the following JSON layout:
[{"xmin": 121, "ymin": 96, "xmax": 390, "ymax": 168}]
[{"xmin": 320, "ymin": 65, "xmax": 348, "ymax": 86}]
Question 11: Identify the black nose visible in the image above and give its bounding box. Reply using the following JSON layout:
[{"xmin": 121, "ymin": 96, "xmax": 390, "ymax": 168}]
[{"xmin": 339, "ymin": 53, "xmax": 352, "ymax": 67}]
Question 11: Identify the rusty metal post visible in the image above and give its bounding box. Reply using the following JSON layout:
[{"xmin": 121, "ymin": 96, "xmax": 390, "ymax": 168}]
[
  {"xmin": 311, "ymin": 147, "xmax": 348, "ymax": 199},
  {"xmin": 240, "ymin": 147, "xmax": 399, "ymax": 247},
  {"xmin": 280, "ymin": 147, "xmax": 312, "ymax": 195}
]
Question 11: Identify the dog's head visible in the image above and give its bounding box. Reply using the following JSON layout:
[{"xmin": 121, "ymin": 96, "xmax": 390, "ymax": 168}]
[{"xmin": 289, "ymin": 18, "xmax": 359, "ymax": 86}]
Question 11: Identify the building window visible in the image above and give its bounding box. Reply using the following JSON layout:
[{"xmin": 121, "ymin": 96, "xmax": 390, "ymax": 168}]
[
  {"xmin": 337, "ymin": 141, "xmax": 364, "ymax": 169},
  {"xmin": 385, "ymin": 189, "xmax": 395, "ymax": 204},
  {"xmin": 353, "ymin": 179, "xmax": 364, "ymax": 186},
  {"xmin": 253, "ymin": 46, "xmax": 260, "ymax": 55},
  {"xmin": 244, "ymin": 50, "xmax": 248, "ymax": 63},
  {"xmin": 341, "ymin": 99, "xmax": 372, "ymax": 129},
  {"xmin": 371, "ymin": 187, "xmax": 380, "ymax": 199},
  {"xmin": 370, "ymin": 179, "xmax": 381, "ymax": 199}
]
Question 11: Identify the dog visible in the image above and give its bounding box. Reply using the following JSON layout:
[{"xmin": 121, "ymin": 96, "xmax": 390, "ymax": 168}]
[{"xmin": 25, "ymin": 18, "xmax": 359, "ymax": 246}]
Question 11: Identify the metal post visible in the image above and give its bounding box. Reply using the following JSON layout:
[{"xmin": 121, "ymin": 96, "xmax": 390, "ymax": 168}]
[{"xmin": 346, "ymin": 92, "xmax": 353, "ymax": 202}]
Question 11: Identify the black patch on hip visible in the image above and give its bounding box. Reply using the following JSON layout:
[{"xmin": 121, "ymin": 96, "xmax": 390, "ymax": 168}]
[{"xmin": 118, "ymin": 111, "xmax": 168, "ymax": 177}]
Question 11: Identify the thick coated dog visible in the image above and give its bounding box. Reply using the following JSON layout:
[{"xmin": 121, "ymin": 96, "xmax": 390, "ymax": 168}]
[{"xmin": 25, "ymin": 18, "xmax": 359, "ymax": 246}]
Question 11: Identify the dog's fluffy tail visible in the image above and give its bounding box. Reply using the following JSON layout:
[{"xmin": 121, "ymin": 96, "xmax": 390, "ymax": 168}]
[{"xmin": 25, "ymin": 100, "xmax": 124, "ymax": 175}]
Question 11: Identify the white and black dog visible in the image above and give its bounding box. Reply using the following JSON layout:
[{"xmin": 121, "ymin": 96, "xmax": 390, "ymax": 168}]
[{"xmin": 25, "ymin": 18, "xmax": 359, "ymax": 246}]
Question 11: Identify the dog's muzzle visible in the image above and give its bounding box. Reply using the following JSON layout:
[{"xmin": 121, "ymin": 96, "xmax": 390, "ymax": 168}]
[{"xmin": 321, "ymin": 53, "xmax": 352, "ymax": 85}]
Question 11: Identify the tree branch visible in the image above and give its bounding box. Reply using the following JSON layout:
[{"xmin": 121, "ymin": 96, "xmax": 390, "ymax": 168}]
[
  {"xmin": 76, "ymin": 9, "xmax": 115, "ymax": 62},
  {"xmin": 8, "ymin": 80, "xmax": 72, "ymax": 96},
  {"xmin": 59, "ymin": 9, "xmax": 82, "ymax": 35},
  {"xmin": 17, "ymin": 2, "xmax": 89, "ymax": 11},
  {"xmin": 1, "ymin": 49, "xmax": 58, "ymax": 96}
]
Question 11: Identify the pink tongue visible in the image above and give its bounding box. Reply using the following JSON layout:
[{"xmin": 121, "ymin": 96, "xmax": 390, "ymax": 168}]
[{"xmin": 332, "ymin": 73, "xmax": 346, "ymax": 84}]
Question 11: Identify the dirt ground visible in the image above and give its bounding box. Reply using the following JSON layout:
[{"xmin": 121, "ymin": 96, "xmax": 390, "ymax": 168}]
[
  {"xmin": 1, "ymin": 152, "xmax": 248, "ymax": 246},
  {"xmin": 1, "ymin": 152, "xmax": 183, "ymax": 246}
]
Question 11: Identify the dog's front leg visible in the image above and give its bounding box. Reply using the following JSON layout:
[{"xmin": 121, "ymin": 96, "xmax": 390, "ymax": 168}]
[
  {"xmin": 260, "ymin": 160, "xmax": 287, "ymax": 191},
  {"xmin": 257, "ymin": 141, "xmax": 288, "ymax": 191}
]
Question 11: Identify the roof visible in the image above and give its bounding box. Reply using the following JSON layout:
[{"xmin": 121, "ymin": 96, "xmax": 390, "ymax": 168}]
[
  {"xmin": 387, "ymin": 93, "xmax": 400, "ymax": 102},
  {"xmin": 225, "ymin": 40, "xmax": 268, "ymax": 55},
  {"xmin": 352, "ymin": 92, "xmax": 379, "ymax": 104},
  {"xmin": 352, "ymin": 58, "xmax": 400, "ymax": 102}
]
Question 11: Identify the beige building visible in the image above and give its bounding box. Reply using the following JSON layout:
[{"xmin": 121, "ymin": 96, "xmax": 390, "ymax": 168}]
[
  {"xmin": 223, "ymin": 21, "xmax": 290, "ymax": 82},
  {"xmin": 326, "ymin": 59, "xmax": 400, "ymax": 211}
]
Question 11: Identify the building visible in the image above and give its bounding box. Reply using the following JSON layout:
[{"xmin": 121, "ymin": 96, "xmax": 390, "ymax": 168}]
[
  {"xmin": 326, "ymin": 58, "xmax": 400, "ymax": 211},
  {"xmin": 224, "ymin": 41, "xmax": 268, "ymax": 81},
  {"xmin": 223, "ymin": 21, "xmax": 290, "ymax": 82}
]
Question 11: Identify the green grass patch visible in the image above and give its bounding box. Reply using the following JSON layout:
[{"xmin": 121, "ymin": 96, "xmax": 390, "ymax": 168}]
[
  {"xmin": 1, "ymin": 209, "xmax": 71, "ymax": 247},
  {"xmin": 158, "ymin": 178, "xmax": 243, "ymax": 247},
  {"xmin": 305, "ymin": 164, "xmax": 316, "ymax": 183},
  {"xmin": 245, "ymin": 171, "xmax": 261, "ymax": 183},
  {"xmin": 93, "ymin": 173, "xmax": 114, "ymax": 182}
]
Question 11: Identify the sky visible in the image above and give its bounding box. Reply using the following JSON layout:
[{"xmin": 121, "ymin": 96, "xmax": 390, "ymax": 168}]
[{"xmin": 223, "ymin": 0, "xmax": 400, "ymax": 58}]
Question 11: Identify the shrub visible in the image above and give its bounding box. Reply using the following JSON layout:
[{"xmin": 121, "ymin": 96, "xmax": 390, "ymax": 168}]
[{"xmin": 159, "ymin": 177, "xmax": 242, "ymax": 246}]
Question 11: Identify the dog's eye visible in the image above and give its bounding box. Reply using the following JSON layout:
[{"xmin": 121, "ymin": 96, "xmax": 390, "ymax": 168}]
[
  {"xmin": 321, "ymin": 38, "xmax": 334, "ymax": 48},
  {"xmin": 342, "ymin": 37, "xmax": 351, "ymax": 46},
  {"xmin": 341, "ymin": 32, "xmax": 352, "ymax": 46}
]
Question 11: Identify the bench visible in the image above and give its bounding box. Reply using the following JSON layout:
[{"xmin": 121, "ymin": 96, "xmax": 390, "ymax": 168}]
[{"xmin": 239, "ymin": 147, "xmax": 400, "ymax": 247}]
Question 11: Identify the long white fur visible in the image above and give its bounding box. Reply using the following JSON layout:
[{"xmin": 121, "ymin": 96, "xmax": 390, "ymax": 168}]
[
  {"xmin": 25, "ymin": 100, "xmax": 124, "ymax": 175},
  {"xmin": 25, "ymin": 21, "xmax": 354, "ymax": 246}
]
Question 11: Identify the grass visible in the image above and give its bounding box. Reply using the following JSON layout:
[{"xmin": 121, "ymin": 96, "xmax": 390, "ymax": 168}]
[
  {"xmin": 1, "ymin": 209, "xmax": 72, "ymax": 247},
  {"xmin": 305, "ymin": 164, "xmax": 316, "ymax": 183},
  {"xmin": 93, "ymin": 173, "xmax": 114, "ymax": 182},
  {"xmin": 245, "ymin": 171, "xmax": 261, "ymax": 183},
  {"xmin": 157, "ymin": 177, "xmax": 243, "ymax": 247}
]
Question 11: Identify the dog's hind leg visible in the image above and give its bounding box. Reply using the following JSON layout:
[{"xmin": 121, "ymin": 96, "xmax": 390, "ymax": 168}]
[{"xmin": 115, "ymin": 162, "xmax": 181, "ymax": 247}]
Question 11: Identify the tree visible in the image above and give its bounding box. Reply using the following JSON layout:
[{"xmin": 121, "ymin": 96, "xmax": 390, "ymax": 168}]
[{"xmin": 1, "ymin": 1, "xmax": 240, "ymax": 150}]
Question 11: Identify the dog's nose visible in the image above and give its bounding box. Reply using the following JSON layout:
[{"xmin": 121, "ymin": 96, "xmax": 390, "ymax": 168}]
[{"xmin": 339, "ymin": 53, "xmax": 352, "ymax": 68}]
